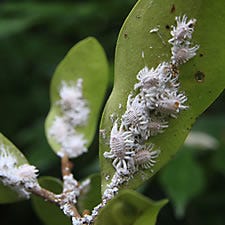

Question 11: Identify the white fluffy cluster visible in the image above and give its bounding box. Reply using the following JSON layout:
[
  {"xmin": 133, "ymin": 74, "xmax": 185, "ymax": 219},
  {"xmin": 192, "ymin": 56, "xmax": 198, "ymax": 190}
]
[
  {"xmin": 104, "ymin": 15, "xmax": 199, "ymax": 179},
  {"xmin": 48, "ymin": 78, "xmax": 90, "ymax": 158},
  {"xmin": 60, "ymin": 175, "xmax": 91, "ymax": 217},
  {"xmin": 72, "ymin": 173, "xmax": 126, "ymax": 225},
  {"xmin": 169, "ymin": 15, "xmax": 199, "ymax": 65},
  {"xmin": 0, "ymin": 145, "xmax": 39, "ymax": 199}
]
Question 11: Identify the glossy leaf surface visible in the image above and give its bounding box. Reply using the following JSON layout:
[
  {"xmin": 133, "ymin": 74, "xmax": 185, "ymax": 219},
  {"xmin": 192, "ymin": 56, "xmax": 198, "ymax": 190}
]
[
  {"xmin": 95, "ymin": 189, "xmax": 167, "ymax": 225},
  {"xmin": 100, "ymin": 0, "xmax": 225, "ymax": 191},
  {"xmin": 45, "ymin": 37, "xmax": 109, "ymax": 156}
]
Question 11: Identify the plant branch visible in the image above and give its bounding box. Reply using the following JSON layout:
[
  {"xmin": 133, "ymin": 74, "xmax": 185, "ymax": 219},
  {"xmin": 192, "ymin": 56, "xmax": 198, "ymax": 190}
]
[
  {"xmin": 61, "ymin": 154, "xmax": 74, "ymax": 177},
  {"xmin": 61, "ymin": 154, "xmax": 82, "ymax": 218},
  {"xmin": 29, "ymin": 185, "xmax": 61, "ymax": 205}
]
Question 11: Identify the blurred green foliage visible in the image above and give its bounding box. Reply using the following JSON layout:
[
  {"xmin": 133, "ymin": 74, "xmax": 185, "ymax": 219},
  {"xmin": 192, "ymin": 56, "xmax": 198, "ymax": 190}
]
[
  {"xmin": 95, "ymin": 190, "xmax": 167, "ymax": 225},
  {"xmin": 0, "ymin": 1, "xmax": 225, "ymax": 225}
]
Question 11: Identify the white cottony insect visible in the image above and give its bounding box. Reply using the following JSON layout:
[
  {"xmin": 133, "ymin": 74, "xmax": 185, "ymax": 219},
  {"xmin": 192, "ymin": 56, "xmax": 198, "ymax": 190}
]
[
  {"xmin": 122, "ymin": 94, "xmax": 150, "ymax": 140},
  {"xmin": 0, "ymin": 145, "xmax": 39, "ymax": 198},
  {"xmin": 135, "ymin": 66, "xmax": 161, "ymax": 91},
  {"xmin": 58, "ymin": 79, "xmax": 90, "ymax": 126},
  {"xmin": 48, "ymin": 78, "xmax": 90, "ymax": 159},
  {"xmin": 48, "ymin": 116, "xmax": 73, "ymax": 144},
  {"xmin": 109, "ymin": 120, "xmax": 135, "ymax": 153},
  {"xmin": 133, "ymin": 144, "xmax": 160, "ymax": 170},
  {"xmin": 135, "ymin": 62, "xmax": 181, "ymax": 112},
  {"xmin": 59, "ymin": 134, "xmax": 87, "ymax": 158},
  {"xmin": 154, "ymin": 91, "xmax": 188, "ymax": 117},
  {"xmin": 148, "ymin": 117, "xmax": 169, "ymax": 136},
  {"xmin": 59, "ymin": 79, "xmax": 82, "ymax": 109},
  {"xmin": 169, "ymin": 15, "xmax": 196, "ymax": 44},
  {"xmin": 169, "ymin": 14, "xmax": 199, "ymax": 65},
  {"xmin": 15, "ymin": 164, "xmax": 39, "ymax": 183},
  {"xmin": 103, "ymin": 120, "xmax": 135, "ymax": 175},
  {"xmin": 171, "ymin": 44, "xmax": 199, "ymax": 65}
]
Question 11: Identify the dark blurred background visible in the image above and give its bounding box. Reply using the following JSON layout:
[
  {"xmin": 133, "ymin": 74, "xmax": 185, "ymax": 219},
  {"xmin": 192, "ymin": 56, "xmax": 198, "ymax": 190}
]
[{"xmin": 0, "ymin": 0, "xmax": 224, "ymax": 225}]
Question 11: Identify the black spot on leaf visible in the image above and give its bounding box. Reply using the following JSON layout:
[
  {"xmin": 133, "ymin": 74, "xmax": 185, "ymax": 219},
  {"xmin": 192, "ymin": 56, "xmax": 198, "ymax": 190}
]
[
  {"xmin": 195, "ymin": 71, "xmax": 205, "ymax": 83},
  {"xmin": 170, "ymin": 4, "xmax": 176, "ymax": 13}
]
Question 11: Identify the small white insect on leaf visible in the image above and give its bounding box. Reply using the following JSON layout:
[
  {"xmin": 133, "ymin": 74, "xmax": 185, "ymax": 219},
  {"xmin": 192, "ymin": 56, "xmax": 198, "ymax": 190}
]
[
  {"xmin": 154, "ymin": 91, "xmax": 188, "ymax": 117},
  {"xmin": 135, "ymin": 66, "xmax": 161, "ymax": 91},
  {"xmin": 171, "ymin": 44, "xmax": 199, "ymax": 65},
  {"xmin": 104, "ymin": 120, "xmax": 136, "ymax": 175},
  {"xmin": 133, "ymin": 144, "xmax": 160, "ymax": 170},
  {"xmin": 148, "ymin": 116, "xmax": 169, "ymax": 136},
  {"xmin": 169, "ymin": 14, "xmax": 199, "ymax": 66},
  {"xmin": 169, "ymin": 15, "xmax": 196, "ymax": 44},
  {"xmin": 122, "ymin": 94, "xmax": 150, "ymax": 140}
]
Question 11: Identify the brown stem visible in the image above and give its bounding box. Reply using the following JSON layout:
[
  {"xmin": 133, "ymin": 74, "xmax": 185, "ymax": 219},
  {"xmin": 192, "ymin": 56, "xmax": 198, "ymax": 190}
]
[
  {"xmin": 30, "ymin": 185, "xmax": 82, "ymax": 218},
  {"xmin": 29, "ymin": 155, "xmax": 82, "ymax": 219},
  {"xmin": 70, "ymin": 204, "xmax": 82, "ymax": 218},
  {"xmin": 30, "ymin": 185, "xmax": 61, "ymax": 205},
  {"xmin": 61, "ymin": 154, "xmax": 74, "ymax": 177}
]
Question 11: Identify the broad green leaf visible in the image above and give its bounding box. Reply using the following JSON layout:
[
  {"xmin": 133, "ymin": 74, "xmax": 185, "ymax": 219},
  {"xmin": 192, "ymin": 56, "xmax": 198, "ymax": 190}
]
[
  {"xmin": 31, "ymin": 176, "xmax": 70, "ymax": 225},
  {"xmin": 0, "ymin": 133, "xmax": 29, "ymax": 203},
  {"xmin": 0, "ymin": 184, "xmax": 23, "ymax": 204},
  {"xmin": 95, "ymin": 189, "xmax": 167, "ymax": 225},
  {"xmin": 45, "ymin": 37, "xmax": 109, "ymax": 156},
  {"xmin": 159, "ymin": 148, "xmax": 206, "ymax": 218},
  {"xmin": 100, "ymin": 0, "xmax": 225, "ymax": 191},
  {"xmin": 77, "ymin": 173, "xmax": 101, "ymax": 212},
  {"xmin": 133, "ymin": 205, "xmax": 165, "ymax": 225}
]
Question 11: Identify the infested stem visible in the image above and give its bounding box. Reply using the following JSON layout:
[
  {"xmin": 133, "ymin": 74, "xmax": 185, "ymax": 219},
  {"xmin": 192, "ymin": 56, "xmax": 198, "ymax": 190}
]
[
  {"xmin": 29, "ymin": 185, "xmax": 61, "ymax": 205},
  {"xmin": 61, "ymin": 154, "xmax": 82, "ymax": 218},
  {"xmin": 28, "ymin": 155, "xmax": 82, "ymax": 218},
  {"xmin": 69, "ymin": 203, "xmax": 82, "ymax": 218},
  {"xmin": 61, "ymin": 154, "xmax": 74, "ymax": 177},
  {"xmin": 29, "ymin": 184, "xmax": 82, "ymax": 218}
]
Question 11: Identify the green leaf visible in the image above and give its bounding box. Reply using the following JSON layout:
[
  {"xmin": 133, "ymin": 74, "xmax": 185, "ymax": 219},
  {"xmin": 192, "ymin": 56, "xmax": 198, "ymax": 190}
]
[
  {"xmin": 77, "ymin": 173, "xmax": 101, "ymax": 212},
  {"xmin": 133, "ymin": 205, "xmax": 165, "ymax": 225},
  {"xmin": 45, "ymin": 37, "xmax": 109, "ymax": 156},
  {"xmin": 31, "ymin": 176, "xmax": 70, "ymax": 225},
  {"xmin": 0, "ymin": 133, "xmax": 29, "ymax": 203},
  {"xmin": 95, "ymin": 189, "xmax": 167, "ymax": 225},
  {"xmin": 159, "ymin": 149, "xmax": 206, "ymax": 218},
  {"xmin": 0, "ymin": 184, "xmax": 23, "ymax": 204},
  {"xmin": 100, "ymin": 0, "xmax": 225, "ymax": 191}
]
